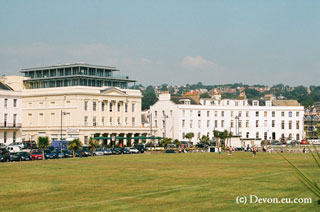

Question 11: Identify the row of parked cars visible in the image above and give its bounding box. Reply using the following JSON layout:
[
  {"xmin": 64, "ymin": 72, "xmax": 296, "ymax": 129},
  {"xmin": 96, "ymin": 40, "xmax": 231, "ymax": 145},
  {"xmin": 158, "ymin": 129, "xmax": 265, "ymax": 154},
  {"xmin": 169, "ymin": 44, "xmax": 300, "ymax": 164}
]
[{"xmin": 0, "ymin": 144, "xmax": 144, "ymax": 162}]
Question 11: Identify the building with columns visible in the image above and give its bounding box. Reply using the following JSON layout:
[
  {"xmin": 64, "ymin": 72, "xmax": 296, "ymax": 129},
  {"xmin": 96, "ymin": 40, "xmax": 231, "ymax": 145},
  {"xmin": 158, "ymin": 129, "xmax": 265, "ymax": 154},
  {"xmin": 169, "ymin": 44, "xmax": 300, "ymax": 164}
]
[
  {"xmin": 150, "ymin": 93, "xmax": 304, "ymax": 145},
  {"xmin": 20, "ymin": 63, "xmax": 155, "ymax": 145},
  {"xmin": 0, "ymin": 81, "xmax": 22, "ymax": 145}
]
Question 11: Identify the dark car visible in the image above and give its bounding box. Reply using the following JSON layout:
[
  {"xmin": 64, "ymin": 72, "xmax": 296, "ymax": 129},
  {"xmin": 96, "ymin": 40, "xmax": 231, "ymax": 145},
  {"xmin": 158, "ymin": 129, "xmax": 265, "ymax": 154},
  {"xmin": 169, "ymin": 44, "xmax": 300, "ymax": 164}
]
[
  {"xmin": 120, "ymin": 147, "xmax": 130, "ymax": 154},
  {"xmin": 9, "ymin": 152, "xmax": 22, "ymax": 161},
  {"xmin": 20, "ymin": 152, "xmax": 32, "ymax": 161},
  {"xmin": 44, "ymin": 150, "xmax": 56, "ymax": 159},
  {"xmin": 0, "ymin": 148, "xmax": 8, "ymax": 155},
  {"xmin": 112, "ymin": 148, "xmax": 121, "ymax": 155},
  {"xmin": 81, "ymin": 150, "xmax": 92, "ymax": 157},
  {"xmin": 31, "ymin": 151, "xmax": 43, "ymax": 160},
  {"xmin": 62, "ymin": 149, "xmax": 73, "ymax": 158},
  {"xmin": 165, "ymin": 149, "xmax": 176, "ymax": 153},
  {"xmin": 134, "ymin": 144, "xmax": 147, "ymax": 153}
]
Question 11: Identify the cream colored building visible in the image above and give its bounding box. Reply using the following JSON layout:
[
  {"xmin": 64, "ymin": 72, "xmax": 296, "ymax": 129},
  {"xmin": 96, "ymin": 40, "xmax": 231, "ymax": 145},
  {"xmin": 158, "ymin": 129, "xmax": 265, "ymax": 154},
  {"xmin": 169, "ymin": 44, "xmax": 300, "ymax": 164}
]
[{"xmin": 20, "ymin": 63, "xmax": 155, "ymax": 145}]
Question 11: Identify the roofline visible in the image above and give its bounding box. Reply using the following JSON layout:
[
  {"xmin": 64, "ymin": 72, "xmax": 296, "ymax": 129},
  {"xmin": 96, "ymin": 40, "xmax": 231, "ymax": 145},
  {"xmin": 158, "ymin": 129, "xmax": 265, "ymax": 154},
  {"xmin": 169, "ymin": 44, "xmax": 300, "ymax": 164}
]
[
  {"xmin": 22, "ymin": 75, "xmax": 137, "ymax": 83},
  {"xmin": 20, "ymin": 63, "xmax": 120, "ymax": 72}
]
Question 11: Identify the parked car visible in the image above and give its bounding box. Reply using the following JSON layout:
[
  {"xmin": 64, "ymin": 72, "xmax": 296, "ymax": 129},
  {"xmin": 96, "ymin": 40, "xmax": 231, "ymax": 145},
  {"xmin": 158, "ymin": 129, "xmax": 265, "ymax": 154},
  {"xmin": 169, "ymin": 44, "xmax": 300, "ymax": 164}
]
[
  {"xmin": 7, "ymin": 146, "xmax": 21, "ymax": 153},
  {"xmin": 112, "ymin": 148, "xmax": 121, "ymax": 155},
  {"xmin": 165, "ymin": 149, "xmax": 176, "ymax": 153},
  {"xmin": 129, "ymin": 147, "xmax": 139, "ymax": 154},
  {"xmin": 103, "ymin": 148, "xmax": 112, "ymax": 155},
  {"xmin": 9, "ymin": 152, "xmax": 22, "ymax": 161},
  {"xmin": 62, "ymin": 149, "xmax": 73, "ymax": 158},
  {"xmin": 134, "ymin": 144, "xmax": 147, "ymax": 153},
  {"xmin": 8, "ymin": 142, "xmax": 24, "ymax": 149},
  {"xmin": 120, "ymin": 147, "xmax": 130, "ymax": 154},
  {"xmin": 93, "ymin": 148, "xmax": 104, "ymax": 156},
  {"xmin": 0, "ymin": 147, "xmax": 8, "ymax": 155},
  {"xmin": 19, "ymin": 152, "xmax": 32, "ymax": 161},
  {"xmin": 271, "ymin": 140, "xmax": 282, "ymax": 145},
  {"xmin": 44, "ymin": 150, "xmax": 56, "ymax": 159},
  {"xmin": 0, "ymin": 154, "xmax": 4, "ymax": 162},
  {"xmin": 81, "ymin": 149, "xmax": 92, "ymax": 157},
  {"xmin": 31, "ymin": 151, "xmax": 43, "ymax": 160}
]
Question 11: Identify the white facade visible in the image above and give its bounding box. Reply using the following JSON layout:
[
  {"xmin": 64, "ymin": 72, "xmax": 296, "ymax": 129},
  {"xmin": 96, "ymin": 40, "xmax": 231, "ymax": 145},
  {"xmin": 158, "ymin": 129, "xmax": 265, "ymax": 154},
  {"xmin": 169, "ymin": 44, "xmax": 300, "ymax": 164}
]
[
  {"xmin": 150, "ymin": 93, "xmax": 304, "ymax": 144},
  {"xmin": 0, "ymin": 89, "xmax": 22, "ymax": 145}
]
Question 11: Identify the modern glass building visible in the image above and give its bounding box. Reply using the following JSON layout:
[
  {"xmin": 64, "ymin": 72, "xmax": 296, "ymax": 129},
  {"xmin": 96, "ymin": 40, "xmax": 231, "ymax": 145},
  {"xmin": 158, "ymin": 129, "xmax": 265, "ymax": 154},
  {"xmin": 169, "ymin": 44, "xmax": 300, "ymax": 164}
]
[{"xmin": 21, "ymin": 63, "xmax": 136, "ymax": 89}]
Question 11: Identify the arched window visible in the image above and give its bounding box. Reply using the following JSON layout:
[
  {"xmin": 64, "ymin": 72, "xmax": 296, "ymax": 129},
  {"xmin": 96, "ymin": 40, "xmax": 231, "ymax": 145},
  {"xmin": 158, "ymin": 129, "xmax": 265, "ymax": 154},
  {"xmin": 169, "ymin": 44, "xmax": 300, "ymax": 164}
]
[
  {"xmin": 296, "ymin": 134, "xmax": 300, "ymax": 140},
  {"xmin": 256, "ymin": 132, "xmax": 259, "ymax": 139},
  {"xmin": 182, "ymin": 132, "xmax": 185, "ymax": 139},
  {"xmin": 264, "ymin": 132, "xmax": 267, "ymax": 140},
  {"xmin": 289, "ymin": 133, "xmax": 292, "ymax": 140},
  {"xmin": 246, "ymin": 132, "xmax": 249, "ymax": 138}
]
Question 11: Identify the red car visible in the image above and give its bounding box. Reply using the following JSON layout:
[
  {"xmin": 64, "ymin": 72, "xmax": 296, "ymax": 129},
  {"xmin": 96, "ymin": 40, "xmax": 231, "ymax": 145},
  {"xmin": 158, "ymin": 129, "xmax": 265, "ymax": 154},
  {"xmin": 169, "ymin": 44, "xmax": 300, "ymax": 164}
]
[{"xmin": 31, "ymin": 151, "xmax": 43, "ymax": 160}]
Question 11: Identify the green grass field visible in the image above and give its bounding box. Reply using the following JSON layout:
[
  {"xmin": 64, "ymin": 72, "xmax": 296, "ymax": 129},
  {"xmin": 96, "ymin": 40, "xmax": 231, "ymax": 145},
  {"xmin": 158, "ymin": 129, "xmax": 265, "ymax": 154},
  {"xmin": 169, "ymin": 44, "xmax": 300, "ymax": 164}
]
[{"xmin": 0, "ymin": 152, "xmax": 319, "ymax": 212}]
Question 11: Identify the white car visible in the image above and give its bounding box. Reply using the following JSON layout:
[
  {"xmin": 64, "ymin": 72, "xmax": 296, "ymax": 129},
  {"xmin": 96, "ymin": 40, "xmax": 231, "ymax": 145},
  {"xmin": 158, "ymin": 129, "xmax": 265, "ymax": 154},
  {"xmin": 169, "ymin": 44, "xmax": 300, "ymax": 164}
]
[
  {"xmin": 93, "ymin": 148, "xmax": 104, "ymax": 156},
  {"xmin": 8, "ymin": 142, "xmax": 24, "ymax": 149},
  {"xmin": 7, "ymin": 146, "xmax": 21, "ymax": 153},
  {"xmin": 129, "ymin": 147, "xmax": 139, "ymax": 154}
]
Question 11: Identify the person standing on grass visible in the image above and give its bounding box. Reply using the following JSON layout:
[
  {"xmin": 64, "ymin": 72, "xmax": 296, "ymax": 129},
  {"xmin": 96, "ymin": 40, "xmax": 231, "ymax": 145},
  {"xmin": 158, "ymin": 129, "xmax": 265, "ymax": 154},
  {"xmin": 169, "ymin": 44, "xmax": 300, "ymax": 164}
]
[
  {"xmin": 218, "ymin": 146, "xmax": 222, "ymax": 158},
  {"xmin": 252, "ymin": 146, "xmax": 256, "ymax": 157},
  {"xmin": 228, "ymin": 146, "xmax": 232, "ymax": 156}
]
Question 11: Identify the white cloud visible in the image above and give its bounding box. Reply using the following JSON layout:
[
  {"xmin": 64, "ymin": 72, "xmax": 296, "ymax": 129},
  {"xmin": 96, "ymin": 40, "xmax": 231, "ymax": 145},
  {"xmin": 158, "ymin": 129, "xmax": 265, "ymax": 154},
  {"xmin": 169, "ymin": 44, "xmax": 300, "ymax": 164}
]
[{"xmin": 180, "ymin": 56, "xmax": 216, "ymax": 69}]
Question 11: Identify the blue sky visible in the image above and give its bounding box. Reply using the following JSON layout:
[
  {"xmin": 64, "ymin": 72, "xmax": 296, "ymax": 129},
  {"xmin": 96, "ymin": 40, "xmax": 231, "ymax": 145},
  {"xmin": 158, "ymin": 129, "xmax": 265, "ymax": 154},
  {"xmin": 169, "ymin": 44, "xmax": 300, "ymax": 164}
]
[{"xmin": 0, "ymin": 0, "xmax": 319, "ymax": 86}]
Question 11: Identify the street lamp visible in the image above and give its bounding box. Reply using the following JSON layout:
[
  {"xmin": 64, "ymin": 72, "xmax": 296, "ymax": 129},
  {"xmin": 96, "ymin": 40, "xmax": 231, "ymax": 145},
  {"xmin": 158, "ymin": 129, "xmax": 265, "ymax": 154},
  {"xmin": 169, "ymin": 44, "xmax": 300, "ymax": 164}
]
[{"xmin": 60, "ymin": 110, "xmax": 66, "ymax": 140}]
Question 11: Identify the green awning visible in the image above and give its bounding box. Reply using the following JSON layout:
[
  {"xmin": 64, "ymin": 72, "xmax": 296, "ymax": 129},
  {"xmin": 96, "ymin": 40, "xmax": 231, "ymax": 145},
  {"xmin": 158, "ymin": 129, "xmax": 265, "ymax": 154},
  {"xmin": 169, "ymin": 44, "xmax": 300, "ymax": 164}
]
[{"xmin": 93, "ymin": 136, "xmax": 163, "ymax": 140}]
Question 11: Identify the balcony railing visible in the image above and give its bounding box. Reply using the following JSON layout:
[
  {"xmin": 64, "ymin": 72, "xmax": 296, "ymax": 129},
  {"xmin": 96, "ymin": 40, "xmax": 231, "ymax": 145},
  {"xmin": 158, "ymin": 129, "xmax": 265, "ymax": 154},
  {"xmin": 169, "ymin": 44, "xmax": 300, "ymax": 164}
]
[{"xmin": 0, "ymin": 123, "xmax": 22, "ymax": 128}]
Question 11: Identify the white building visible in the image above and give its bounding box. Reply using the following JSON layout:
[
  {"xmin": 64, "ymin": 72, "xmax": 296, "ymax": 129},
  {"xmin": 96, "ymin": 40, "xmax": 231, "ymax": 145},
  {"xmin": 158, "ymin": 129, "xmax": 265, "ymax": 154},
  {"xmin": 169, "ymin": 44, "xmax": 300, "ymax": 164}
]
[
  {"xmin": 0, "ymin": 81, "xmax": 22, "ymax": 145},
  {"xmin": 150, "ymin": 93, "xmax": 304, "ymax": 145}
]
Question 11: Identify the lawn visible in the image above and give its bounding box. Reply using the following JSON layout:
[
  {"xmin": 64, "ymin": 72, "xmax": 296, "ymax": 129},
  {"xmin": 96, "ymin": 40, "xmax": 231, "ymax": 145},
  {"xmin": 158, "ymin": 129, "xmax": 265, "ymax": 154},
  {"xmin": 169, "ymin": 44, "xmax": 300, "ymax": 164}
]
[{"xmin": 0, "ymin": 152, "xmax": 319, "ymax": 212}]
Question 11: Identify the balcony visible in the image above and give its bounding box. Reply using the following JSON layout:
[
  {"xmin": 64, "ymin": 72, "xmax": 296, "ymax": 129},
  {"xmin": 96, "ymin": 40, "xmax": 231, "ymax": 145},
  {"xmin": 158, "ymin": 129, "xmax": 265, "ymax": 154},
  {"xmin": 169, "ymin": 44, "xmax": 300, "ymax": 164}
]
[{"xmin": 0, "ymin": 123, "xmax": 22, "ymax": 129}]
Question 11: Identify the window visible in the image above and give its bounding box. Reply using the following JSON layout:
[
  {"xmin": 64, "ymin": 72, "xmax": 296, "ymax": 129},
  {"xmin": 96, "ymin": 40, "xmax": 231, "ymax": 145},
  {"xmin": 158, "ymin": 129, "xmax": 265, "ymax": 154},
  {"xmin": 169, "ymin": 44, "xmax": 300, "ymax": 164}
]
[
  {"xmin": 198, "ymin": 120, "xmax": 201, "ymax": 128},
  {"xmin": 227, "ymin": 100, "xmax": 230, "ymax": 105},
  {"xmin": 4, "ymin": 114, "xmax": 7, "ymax": 126},
  {"xmin": 239, "ymin": 111, "xmax": 242, "ymax": 117},
  {"xmin": 281, "ymin": 121, "xmax": 285, "ymax": 129},
  {"xmin": 190, "ymin": 120, "xmax": 193, "ymax": 128},
  {"xmin": 264, "ymin": 132, "xmax": 267, "ymax": 140},
  {"xmin": 109, "ymin": 102, "xmax": 113, "ymax": 112},
  {"xmin": 239, "ymin": 120, "xmax": 242, "ymax": 128},
  {"xmin": 272, "ymin": 120, "xmax": 275, "ymax": 127},
  {"xmin": 93, "ymin": 117, "xmax": 96, "ymax": 126},
  {"xmin": 110, "ymin": 117, "xmax": 112, "ymax": 124},
  {"xmin": 155, "ymin": 120, "xmax": 157, "ymax": 127},
  {"xmin": 246, "ymin": 111, "xmax": 249, "ymax": 117},
  {"xmin": 231, "ymin": 120, "xmax": 234, "ymax": 128},
  {"xmin": 117, "ymin": 103, "xmax": 121, "ymax": 112},
  {"xmin": 281, "ymin": 112, "xmax": 285, "ymax": 117},
  {"xmin": 296, "ymin": 134, "xmax": 300, "ymax": 140},
  {"xmin": 93, "ymin": 102, "xmax": 97, "ymax": 111},
  {"xmin": 246, "ymin": 132, "xmax": 249, "ymax": 138},
  {"xmin": 125, "ymin": 103, "xmax": 128, "ymax": 112},
  {"xmin": 102, "ymin": 117, "xmax": 105, "ymax": 125},
  {"xmin": 13, "ymin": 99, "xmax": 17, "ymax": 107},
  {"xmin": 207, "ymin": 111, "xmax": 210, "ymax": 117},
  {"xmin": 221, "ymin": 111, "xmax": 224, "ymax": 117},
  {"xmin": 264, "ymin": 120, "xmax": 267, "ymax": 127},
  {"xmin": 215, "ymin": 120, "xmax": 218, "ymax": 128},
  {"xmin": 289, "ymin": 111, "xmax": 292, "ymax": 117},
  {"xmin": 13, "ymin": 114, "xmax": 17, "ymax": 127},
  {"xmin": 198, "ymin": 111, "xmax": 201, "ymax": 117},
  {"xmin": 214, "ymin": 111, "xmax": 217, "ymax": 117},
  {"xmin": 207, "ymin": 120, "xmax": 210, "ymax": 128},
  {"xmin": 235, "ymin": 101, "xmax": 238, "ymax": 106},
  {"xmin": 13, "ymin": 131, "xmax": 16, "ymax": 143},
  {"xmin": 264, "ymin": 111, "xmax": 267, "ymax": 117},
  {"xmin": 256, "ymin": 120, "xmax": 259, "ymax": 127},
  {"xmin": 84, "ymin": 136, "xmax": 88, "ymax": 145},
  {"xmin": 4, "ymin": 131, "xmax": 7, "ymax": 143},
  {"xmin": 289, "ymin": 121, "xmax": 292, "ymax": 129},
  {"xmin": 4, "ymin": 99, "xmax": 8, "ymax": 107},
  {"xmin": 84, "ymin": 101, "xmax": 88, "ymax": 111},
  {"xmin": 182, "ymin": 120, "xmax": 185, "ymax": 128},
  {"xmin": 132, "ymin": 117, "xmax": 135, "ymax": 126},
  {"xmin": 221, "ymin": 120, "xmax": 224, "ymax": 128},
  {"xmin": 246, "ymin": 120, "xmax": 249, "ymax": 128},
  {"xmin": 296, "ymin": 121, "xmax": 300, "ymax": 129},
  {"xmin": 84, "ymin": 116, "xmax": 88, "ymax": 126},
  {"xmin": 231, "ymin": 111, "xmax": 234, "ymax": 117},
  {"xmin": 155, "ymin": 111, "xmax": 157, "ymax": 117},
  {"xmin": 296, "ymin": 112, "xmax": 299, "ymax": 117},
  {"xmin": 256, "ymin": 111, "xmax": 259, "ymax": 117},
  {"xmin": 125, "ymin": 117, "xmax": 128, "ymax": 125},
  {"xmin": 101, "ymin": 102, "xmax": 105, "ymax": 111},
  {"xmin": 117, "ymin": 117, "xmax": 120, "ymax": 125},
  {"xmin": 132, "ymin": 103, "xmax": 135, "ymax": 112},
  {"xmin": 272, "ymin": 111, "xmax": 275, "ymax": 117},
  {"xmin": 256, "ymin": 132, "xmax": 259, "ymax": 139}
]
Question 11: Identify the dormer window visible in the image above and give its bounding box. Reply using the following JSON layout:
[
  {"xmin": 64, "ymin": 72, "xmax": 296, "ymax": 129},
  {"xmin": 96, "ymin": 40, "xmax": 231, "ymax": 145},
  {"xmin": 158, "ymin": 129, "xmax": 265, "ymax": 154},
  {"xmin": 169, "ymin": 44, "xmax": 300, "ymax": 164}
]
[
  {"xmin": 179, "ymin": 99, "xmax": 191, "ymax": 105},
  {"xmin": 253, "ymin": 100, "xmax": 259, "ymax": 106}
]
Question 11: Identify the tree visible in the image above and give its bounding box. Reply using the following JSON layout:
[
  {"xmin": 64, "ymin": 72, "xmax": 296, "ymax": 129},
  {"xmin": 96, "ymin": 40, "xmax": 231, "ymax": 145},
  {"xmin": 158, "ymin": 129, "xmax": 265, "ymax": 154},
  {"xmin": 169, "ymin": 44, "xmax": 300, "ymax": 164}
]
[
  {"xmin": 185, "ymin": 132, "xmax": 194, "ymax": 143},
  {"xmin": 142, "ymin": 86, "xmax": 158, "ymax": 110},
  {"xmin": 38, "ymin": 136, "xmax": 49, "ymax": 160},
  {"xmin": 160, "ymin": 138, "xmax": 172, "ymax": 147},
  {"xmin": 173, "ymin": 139, "xmax": 181, "ymax": 148},
  {"xmin": 67, "ymin": 138, "xmax": 82, "ymax": 158},
  {"xmin": 200, "ymin": 92, "xmax": 211, "ymax": 98},
  {"xmin": 213, "ymin": 130, "xmax": 230, "ymax": 147},
  {"xmin": 89, "ymin": 138, "xmax": 100, "ymax": 156},
  {"xmin": 200, "ymin": 135, "xmax": 210, "ymax": 145}
]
